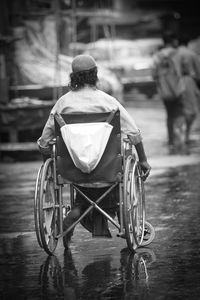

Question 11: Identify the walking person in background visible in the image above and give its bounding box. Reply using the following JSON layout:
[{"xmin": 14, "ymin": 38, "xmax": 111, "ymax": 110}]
[
  {"xmin": 176, "ymin": 35, "xmax": 200, "ymax": 149},
  {"xmin": 152, "ymin": 31, "xmax": 185, "ymax": 154},
  {"xmin": 180, "ymin": 58, "xmax": 200, "ymax": 149},
  {"xmin": 176, "ymin": 34, "xmax": 200, "ymax": 90}
]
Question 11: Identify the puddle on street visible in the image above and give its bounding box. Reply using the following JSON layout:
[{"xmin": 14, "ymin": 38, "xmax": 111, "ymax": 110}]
[
  {"xmin": 1, "ymin": 164, "xmax": 200, "ymax": 299},
  {"xmin": 0, "ymin": 232, "xmax": 155, "ymax": 300},
  {"xmin": 38, "ymin": 248, "xmax": 155, "ymax": 300}
]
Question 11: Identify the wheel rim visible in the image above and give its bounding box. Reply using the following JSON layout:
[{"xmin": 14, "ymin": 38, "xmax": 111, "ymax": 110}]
[
  {"xmin": 39, "ymin": 159, "xmax": 58, "ymax": 255},
  {"xmin": 135, "ymin": 166, "xmax": 145, "ymax": 246},
  {"xmin": 123, "ymin": 156, "xmax": 145, "ymax": 251},
  {"xmin": 34, "ymin": 164, "xmax": 43, "ymax": 248}
]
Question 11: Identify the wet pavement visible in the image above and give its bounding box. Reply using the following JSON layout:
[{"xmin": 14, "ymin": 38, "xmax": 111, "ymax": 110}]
[{"xmin": 0, "ymin": 99, "xmax": 200, "ymax": 300}]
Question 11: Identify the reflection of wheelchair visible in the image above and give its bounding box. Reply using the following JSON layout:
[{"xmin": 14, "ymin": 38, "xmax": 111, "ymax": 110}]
[
  {"xmin": 34, "ymin": 110, "xmax": 155, "ymax": 255},
  {"xmin": 39, "ymin": 248, "xmax": 156, "ymax": 299}
]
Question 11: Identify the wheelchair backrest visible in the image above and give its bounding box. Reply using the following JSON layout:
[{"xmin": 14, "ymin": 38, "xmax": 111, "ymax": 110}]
[{"xmin": 54, "ymin": 110, "xmax": 122, "ymax": 184}]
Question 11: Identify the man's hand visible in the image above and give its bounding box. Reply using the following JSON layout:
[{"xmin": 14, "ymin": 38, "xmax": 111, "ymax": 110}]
[
  {"xmin": 37, "ymin": 138, "xmax": 52, "ymax": 156},
  {"xmin": 138, "ymin": 161, "xmax": 151, "ymax": 181},
  {"xmin": 38, "ymin": 144, "xmax": 52, "ymax": 156}
]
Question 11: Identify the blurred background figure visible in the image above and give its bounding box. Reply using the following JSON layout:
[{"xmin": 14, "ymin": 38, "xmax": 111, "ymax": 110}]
[
  {"xmin": 180, "ymin": 57, "xmax": 200, "ymax": 148},
  {"xmin": 176, "ymin": 34, "xmax": 200, "ymax": 149},
  {"xmin": 177, "ymin": 34, "xmax": 200, "ymax": 89},
  {"xmin": 152, "ymin": 31, "xmax": 185, "ymax": 154}
]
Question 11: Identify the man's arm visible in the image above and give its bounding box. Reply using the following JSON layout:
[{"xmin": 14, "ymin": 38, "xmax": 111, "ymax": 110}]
[
  {"xmin": 114, "ymin": 101, "xmax": 151, "ymax": 180},
  {"xmin": 134, "ymin": 141, "xmax": 151, "ymax": 181},
  {"xmin": 37, "ymin": 114, "xmax": 55, "ymax": 155}
]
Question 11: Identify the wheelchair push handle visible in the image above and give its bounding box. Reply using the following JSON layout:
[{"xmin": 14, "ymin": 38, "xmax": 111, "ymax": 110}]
[
  {"xmin": 106, "ymin": 109, "xmax": 118, "ymax": 124},
  {"xmin": 54, "ymin": 113, "xmax": 66, "ymax": 127}
]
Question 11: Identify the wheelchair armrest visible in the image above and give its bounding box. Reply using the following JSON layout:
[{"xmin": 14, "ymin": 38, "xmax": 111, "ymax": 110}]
[
  {"xmin": 123, "ymin": 137, "xmax": 130, "ymax": 144},
  {"xmin": 123, "ymin": 137, "xmax": 136, "ymax": 159}
]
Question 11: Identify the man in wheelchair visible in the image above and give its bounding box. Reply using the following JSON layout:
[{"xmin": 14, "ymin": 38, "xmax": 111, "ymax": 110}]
[{"xmin": 37, "ymin": 54, "xmax": 151, "ymax": 249}]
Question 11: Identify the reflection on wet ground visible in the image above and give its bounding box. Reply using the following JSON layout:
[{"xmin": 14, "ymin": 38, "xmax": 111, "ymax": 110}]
[
  {"xmin": 0, "ymin": 162, "xmax": 200, "ymax": 299},
  {"xmin": 145, "ymin": 164, "xmax": 200, "ymax": 300},
  {"xmin": 39, "ymin": 248, "xmax": 155, "ymax": 300},
  {"xmin": 0, "ymin": 230, "xmax": 156, "ymax": 300},
  {"xmin": 0, "ymin": 163, "xmax": 200, "ymax": 299}
]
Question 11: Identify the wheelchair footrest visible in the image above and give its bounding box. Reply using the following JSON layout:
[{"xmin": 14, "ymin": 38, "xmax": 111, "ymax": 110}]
[{"xmin": 117, "ymin": 231, "xmax": 126, "ymax": 239}]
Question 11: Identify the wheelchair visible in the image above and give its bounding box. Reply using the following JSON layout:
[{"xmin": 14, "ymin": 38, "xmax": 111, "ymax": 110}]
[{"xmin": 34, "ymin": 110, "xmax": 155, "ymax": 255}]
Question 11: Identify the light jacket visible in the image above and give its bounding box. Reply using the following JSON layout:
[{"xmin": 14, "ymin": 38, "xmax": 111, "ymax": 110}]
[{"xmin": 37, "ymin": 86, "xmax": 142, "ymax": 151}]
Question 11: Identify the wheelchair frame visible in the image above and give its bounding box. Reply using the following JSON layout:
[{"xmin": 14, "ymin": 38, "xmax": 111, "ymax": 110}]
[{"xmin": 34, "ymin": 111, "xmax": 155, "ymax": 255}]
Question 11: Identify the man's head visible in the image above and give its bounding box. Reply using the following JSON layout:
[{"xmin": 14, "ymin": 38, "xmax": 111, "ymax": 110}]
[
  {"xmin": 162, "ymin": 31, "xmax": 179, "ymax": 48},
  {"xmin": 70, "ymin": 55, "xmax": 98, "ymax": 90}
]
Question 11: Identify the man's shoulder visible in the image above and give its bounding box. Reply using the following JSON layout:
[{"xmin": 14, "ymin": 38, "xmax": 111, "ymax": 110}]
[
  {"xmin": 177, "ymin": 45, "xmax": 198, "ymax": 59},
  {"xmin": 51, "ymin": 91, "xmax": 72, "ymax": 113},
  {"xmin": 56, "ymin": 90, "xmax": 72, "ymax": 102},
  {"xmin": 154, "ymin": 47, "xmax": 175, "ymax": 65},
  {"xmin": 159, "ymin": 46, "xmax": 175, "ymax": 56},
  {"xmin": 60, "ymin": 89, "xmax": 72, "ymax": 98},
  {"xmin": 96, "ymin": 88, "xmax": 116, "ymax": 101}
]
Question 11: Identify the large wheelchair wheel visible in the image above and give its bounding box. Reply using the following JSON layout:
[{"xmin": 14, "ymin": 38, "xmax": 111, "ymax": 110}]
[
  {"xmin": 34, "ymin": 164, "xmax": 44, "ymax": 248},
  {"xmin": 123, "ymin": 155, "xmax": 145, "ymax": 252},
  {"xmin": 37, "ymin": 158, "xmax": 59, "ymax": 255}
]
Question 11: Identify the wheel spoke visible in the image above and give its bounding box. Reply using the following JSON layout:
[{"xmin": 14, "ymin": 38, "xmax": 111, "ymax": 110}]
[
  {"xmin": 123, "ymin": 156, "xmax": 145, "ymax": 251},
  {"xmin": 43, "ymin": 210, "xmax": 54, "ymax": 236}
]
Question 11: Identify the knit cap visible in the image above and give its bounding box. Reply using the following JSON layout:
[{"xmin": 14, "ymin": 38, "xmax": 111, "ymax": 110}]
[{"xmin": 71, "ymin": 55, "xmax": 97, "ymax": 73}]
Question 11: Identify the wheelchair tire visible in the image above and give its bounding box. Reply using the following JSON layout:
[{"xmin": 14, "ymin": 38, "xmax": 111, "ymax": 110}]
[
  {"xmin": 141, "ymin": 221, "xmax": 155, "ymax": 246},
  {"xmin": 34, "ymin": 164, "xmax": 44, "ymax": 248},
  {"xmin": 38, "ymin": 158, "xmax": 59, "ymax": 255},
  {"xmin": 123, "ymin": 155, "xmax": 145, "ymax": 252}
]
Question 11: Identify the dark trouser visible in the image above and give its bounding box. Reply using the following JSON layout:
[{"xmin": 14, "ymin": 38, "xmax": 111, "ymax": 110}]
[
  {"xmin": 163, "ymin": 99, "xmax": 184, "ymax": 146},
  {"xmin": 63, "ymin": 186, "xmax": 119, "ymax": 240}
]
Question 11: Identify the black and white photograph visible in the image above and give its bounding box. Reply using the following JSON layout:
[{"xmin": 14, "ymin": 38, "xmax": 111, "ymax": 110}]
[{"xmin": 0, "ymin": 1, "xmax": 200, "ymax": 299}]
